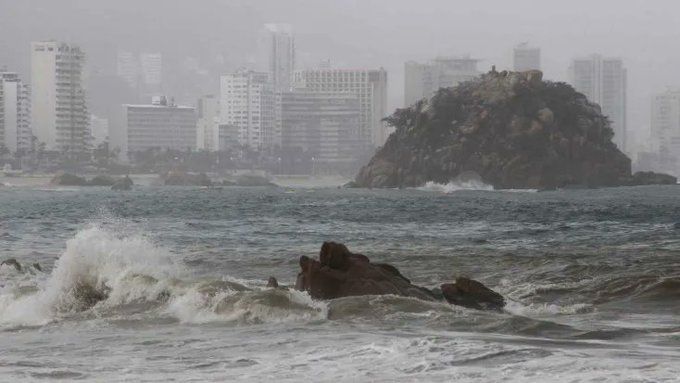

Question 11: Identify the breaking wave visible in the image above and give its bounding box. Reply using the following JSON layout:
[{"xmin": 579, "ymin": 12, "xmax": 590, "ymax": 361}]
[
  {"xmin": 418, "ymin": 180, "xmax": 494, "ymax": 193},
  {"xmin": 0, "ymin": 225, "xmax": 326, "ymax": 328}
]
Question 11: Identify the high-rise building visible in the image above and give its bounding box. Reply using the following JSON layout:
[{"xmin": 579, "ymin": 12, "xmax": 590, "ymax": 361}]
[
  {"xmin": 0, "ymin": 71, "xmax": 31, "ymax": 153},
  {"xmin": 649, "ymin": 88, "xmax": 680, "ymax": 175},
  {"xmin": 263, "ymin": 24, "xmax": 295, "ymax": 91},
  {"xmin": 116, "ymin": 51, "xmax": 163, "ymax": 98},
  {"xmin": 31, "ymin": 41, "xmax": 89, "ymax": 154},
  {"xmin": 89, "ymin": 115, "xmax": 109, "ymax": 146},
  {"xmin": 196, "ymin": 95, "xmax": 220, "ymax": 151},
  {"xmin": 569, "ymin": 54, "xmax": 627, "ymax": 152},
  {"xmin": 116, "ymin": 97, "xmax": 196, "ymax": 159},
  {"xmin": 404, "ymin": 56, "xmax": 480, "ymax": 107},
  {"xmin": 294, "ymin": 68, "xmax": 388, "ymax": 148},
  {"xmin": 116, "ymin": 50, "xmax": 139, "ymax": 89},
  {"xmin": 281, "ymin": 90, "xmax": 362, "ymax": 173},
  {"xmin": 140, "ymin": 53, "xmax": 162, "ymax": 87},
  {"xmin": 513, "ymin": 43, "xmax": 541, "ymax": 72},
  {"xmin": 219, "ymin": 70, "xmax": 281, "ymax": 150}
]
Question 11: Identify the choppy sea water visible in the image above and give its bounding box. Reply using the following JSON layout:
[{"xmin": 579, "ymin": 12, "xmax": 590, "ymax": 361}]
[{"xmin": 1, "ymin": 182, "xmax": 679, "ymax": 382}]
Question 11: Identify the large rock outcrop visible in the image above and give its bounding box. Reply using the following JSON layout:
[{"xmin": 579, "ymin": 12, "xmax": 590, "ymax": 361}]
[{"xmin": 355, "ymin": 70, "xmax": 675, "ymax": 189}]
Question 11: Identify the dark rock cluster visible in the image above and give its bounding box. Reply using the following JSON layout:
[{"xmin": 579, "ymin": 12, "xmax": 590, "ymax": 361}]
[
  {"xmin": 162, "ymin": 171, "xmax": 212, "ymax": 186},
  {"xmin": 51, "ymin": 173, "xmax": 134, "ymax": 190},
  {"xmin": 291, "ymin": 242, "xmax": 505, "ymax": 311},
  {"xmin": 354, "ymin": 70, "xmax": 675, "ymax": 190}
]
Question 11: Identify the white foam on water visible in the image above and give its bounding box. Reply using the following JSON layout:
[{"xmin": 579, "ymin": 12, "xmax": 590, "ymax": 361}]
[
  {"xmin": 0, "ymin": 224, "xmax": 328, "ymax": 328},
  {"xmin": 504, "ymin": 299, "xmax": 594, "ymax": 316},
  {"xmin": 418, "ymin": 180, "xmax": 494, "ymax": 193},
  {"xmin": 165, "ymin": 285, "xmax": 328, "ymax": 325},
  {"xmin": 0, "ymin": 225, "xmax": 179, "ymax": 327}
]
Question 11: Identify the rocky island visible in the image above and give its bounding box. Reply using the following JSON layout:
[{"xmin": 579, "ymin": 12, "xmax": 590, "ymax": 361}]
[{"xmin": 355, "ymin": 70, "xmax": 676, "ymax": 190}]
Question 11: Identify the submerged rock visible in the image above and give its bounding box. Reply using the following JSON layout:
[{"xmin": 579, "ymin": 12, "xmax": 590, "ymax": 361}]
[
  {"xmin": 163, "ymin": 171, "xmax": 212, "ymax": 186},
  {"xmin": 295, "ymin": 242, "xmax": 504, "ymax": 310},
  {"xmin": 71, "ymin": 281, "xmax": 110, "ymax": 310},
  {"xmin": 88, "ymin": 175, "xmax": 117, "ymax": 186},
  {"xmin": 1, "ymin": 258, "xmax": 22, "ymax": 272},
  {"xmin": 355, "ymin": 70, "xmax": 674, "ymax": 190},
  {"xmin": 441, "ymin": 277, "xmax": 505, "ymax": 311},
  {"xmin": 111, "ymin": 175, "xmax": 134, "ymax": 190},
  {"xmin": 235, "ymin": 174, "xmax": 276, "ymax": 187},
  {"xmin": 629, "ymin": 171, "xmax": 677, "ymax": 186},
  {"xmin": 267, "ymin": 276, "xmax": 279, "ymax": 288},
  {"xmin": 51, "ymin": 173, "xmax": 88, "ymax": 186}
]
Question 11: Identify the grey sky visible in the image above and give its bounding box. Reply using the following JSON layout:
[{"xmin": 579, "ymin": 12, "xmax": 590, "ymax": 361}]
[{"xmin": 2, "ymin": 0, "xmax": 679, "ymax": 144}]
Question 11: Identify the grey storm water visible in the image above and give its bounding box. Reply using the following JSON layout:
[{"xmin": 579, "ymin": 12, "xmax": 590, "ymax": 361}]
[
  {"xmin": 2, "ymin": 0, "xmax": 680, "ymax": 381},
  {"xmin": 1, "ymin": 185, "xmax": 679, "ymax": 381}
]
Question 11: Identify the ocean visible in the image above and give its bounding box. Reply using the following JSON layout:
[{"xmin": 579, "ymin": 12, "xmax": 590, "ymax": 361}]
[{"xmin": 1, "ymin": 182, "xmax": 679, "ymax": 382}]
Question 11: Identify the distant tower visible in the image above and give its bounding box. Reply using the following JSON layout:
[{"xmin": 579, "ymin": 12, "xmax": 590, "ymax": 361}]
[
  {"xmin": 31, "ymin": 41, "xmax": 89, "ymax": 154},
  {"xmin": 116, "ymin": 50, "xmax": 139, "ymax": 89},
  {"xmin": 263, "ymin": 24, "xmax": 295, "ymax": 91},
  {"xmin": 0, "ymin": 71, "xmax": 32, "ymax": 153},
  {"xmin": 513, "ymin": 43, "xmax": 541, "ymax": 71},
  {"xmin": 220, "ymin": 70, "xmax": 280, "ymax": 149},
  {"xmin": 296, "ymin": 68, "xmax": 388, "ymax": 148},
  {"xmin": 404, "ymin": 56, "xmax": 480, "ymax": 107},
  {"xmin": 651, "ymin": 89, "xmax": 680, "ymax": 163},
  {"xmin": 569, "ymin": 54, "xmax": 627, "ymax": 152}
]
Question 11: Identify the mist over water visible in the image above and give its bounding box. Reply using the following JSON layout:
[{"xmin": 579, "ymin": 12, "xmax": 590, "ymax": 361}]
[{"xmin": 1, "ymin": 185, "xmax": 679, "ymax": 381}]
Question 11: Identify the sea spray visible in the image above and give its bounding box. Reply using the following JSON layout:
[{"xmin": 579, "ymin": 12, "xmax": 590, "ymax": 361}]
[
  {"xmin": 0, "ymin": 224, "xmax": 328, "ymax": 327},
  {"xmin": 418, "ymin": 180, "xmax": 494, "ymax": 193},
  {"xmin": 165, "ymin": 286, "xmax": 328, "ymax": 325},
  {"xmin": 0, "ymin": 225, "xmax": 179, "ymax": 326}
]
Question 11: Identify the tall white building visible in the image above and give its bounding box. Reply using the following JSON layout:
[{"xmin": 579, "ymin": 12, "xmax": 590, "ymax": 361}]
[
  {"xmin": 404, "ymin": 56, "xmax": 480, "ymax": 107},
  {"xmin": 220, "ymin": 70, "xmax": 280, "ymax": 150},
  {"xmin": 513, "ymin": 43, "xmax": 541, "ymax": 71},
  {"xmin": 31, "ymin": 41, "xmax": 89, "ymax": 154},
  {"xmin": 294, "ymin": 68, "xmax": 388, "ymax": 148},
  {"xmin": 196, "ymin": 95, "xmax": 220, "ymax": 151},
  {"xmin": 262, "ymin": 24, "xmax": 295, "ymax": 91},
  {"xmin": 569, "ymin": 54, "xmax": 627, "ymax": 152},
  {"xmin": 115, "ymin": 97, "xmax": 196, "ymax": 160},
  {"xmin": 0, "ymin": 71, "xmax": 31, "ymax": 153}
]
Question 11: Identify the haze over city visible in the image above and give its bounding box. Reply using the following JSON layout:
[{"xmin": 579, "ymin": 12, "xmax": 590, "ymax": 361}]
[
  {"xmin": 2, "ymin": 0, "xmax": 680, "ymax": 153},
  {"xmin": 1, "ymin": 2, "xmax": 680, "ymax": 381}
]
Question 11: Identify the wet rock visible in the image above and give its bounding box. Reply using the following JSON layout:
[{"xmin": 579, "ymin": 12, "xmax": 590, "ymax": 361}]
[
  {"xmin": 629, "ymin": 171, "xmax": 677, "ymax": 186},
  {"xmin": 1, "ymin": 258, "xmax": 22, "ymax": 271},
  {"xmin": 267, "ymin": 277, "xmax": 279, "ymax": 288},
  {"xmin": 295, "ymin": 242, "xmax": 435, "ymax": 302},
  {"xmin": 163, "ymin": 171, "xmax": 212, "ymax": 186},
  {"xmin": 88, "ymin": 175, "xmax": 117, "ymax": 186},
  {"xmin": 295, "ymin": 243, "xmax": 506, "ymax": 311},
  {"xmin": 234, "ymin": 175, "xmax": 276, "ymax": 187},
  {"xmin": 440, "ymin": 277, "xmax": 506, "ymax": 311},
  {"xmin": 51, "ymin": 173, "xmax": 88, "ymax": 186},
  {"xmin": 32, "ymin": 263, "xmax": 42, "ymax": 272},
  {"xmin": 71, "ymin": 282, "xmax": 109, "ymax": 310},
  {"xmin": 111, "ymin": 175, "xmax": 134, "ymax": 190}
]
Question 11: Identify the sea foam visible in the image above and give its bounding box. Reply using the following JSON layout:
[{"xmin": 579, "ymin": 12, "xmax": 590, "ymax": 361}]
[{"xmin": 0, "ymin": 224, "xmax": 327, "ymax": 328}]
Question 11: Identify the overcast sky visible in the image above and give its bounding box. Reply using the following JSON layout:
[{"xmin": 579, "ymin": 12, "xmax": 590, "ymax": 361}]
[{"xmin": 2, "ymin": 0, "xmax": 680, "ymax": 144}]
